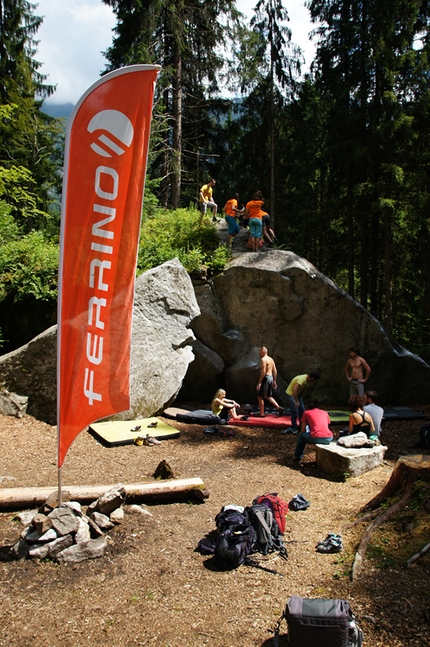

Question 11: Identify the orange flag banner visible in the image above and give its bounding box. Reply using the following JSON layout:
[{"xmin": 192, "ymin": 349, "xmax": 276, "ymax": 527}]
[{"xmin": 57, "ymin": 65, "xmax": 159, "ymax": 467}]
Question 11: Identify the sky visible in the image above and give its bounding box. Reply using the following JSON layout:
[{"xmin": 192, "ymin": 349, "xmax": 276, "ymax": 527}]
[{"xmin": 36, "ymin": 0, "xmax": 316, "ymax": 106}]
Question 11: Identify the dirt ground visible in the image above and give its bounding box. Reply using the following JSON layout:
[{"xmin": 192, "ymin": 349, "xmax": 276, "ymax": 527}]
[{"xmin": 0, "ymin": 403, "xmax": 429, "ymax": 647}]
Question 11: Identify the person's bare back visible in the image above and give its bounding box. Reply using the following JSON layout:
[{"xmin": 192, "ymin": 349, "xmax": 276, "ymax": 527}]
[{"xmin": 261, "ymin": 354, "xmax": 275, "ymax": 377}]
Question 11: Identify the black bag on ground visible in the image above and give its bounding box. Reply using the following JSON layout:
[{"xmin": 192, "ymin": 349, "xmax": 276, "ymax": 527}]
[
  {"xmin": 214, "ymin": 523, "xmax": 254, "ymax": 570},
  {"xmin": 274, "ymin": 595, "xmax": 363, "ymax": 647},
  {"xmin": 419, "ymin": 424, "xmax": 430, "ymax": 448}
]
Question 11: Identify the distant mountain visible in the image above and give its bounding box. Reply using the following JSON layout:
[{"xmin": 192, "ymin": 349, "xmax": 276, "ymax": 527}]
[{"xmin": 41, "ymin": 102, "xmax": 74, "ymax": 120}]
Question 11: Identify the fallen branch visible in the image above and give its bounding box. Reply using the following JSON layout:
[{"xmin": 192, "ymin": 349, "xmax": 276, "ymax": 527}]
[
  {"xmin": 343, "ymin": 507, "xmax": 383, "ymax": 530},
  {"xmin": 351, "ymin": 480, "xmax": 413, "ymax": 581},
  {"xmin": 407, "ymin": 542, "xmax": 430, "ymax": 567}
]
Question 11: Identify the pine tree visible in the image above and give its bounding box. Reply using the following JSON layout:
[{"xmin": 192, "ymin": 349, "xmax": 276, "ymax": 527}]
[{"xmin": 0, "ymin": 0, "xmax": 61, "ymax": 223}]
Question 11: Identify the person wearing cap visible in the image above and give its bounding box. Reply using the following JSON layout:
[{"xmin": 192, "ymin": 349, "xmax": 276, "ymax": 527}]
[{"xmin": 199, "ymin": 178, "xmax": 217, "ymax": 223}]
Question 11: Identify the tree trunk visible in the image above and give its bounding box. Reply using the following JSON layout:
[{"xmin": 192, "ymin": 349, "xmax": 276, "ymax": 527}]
[
  {"xmin": 269, "ymin": 48, "xmax": 275, "ymax": 225},
  {"xmin": 362, "ymin": 455, "xmax": 430, "ymax": 511},
  {"xmin": 171, "ymin": 37, "xmax": 182, "ymax": 209}
]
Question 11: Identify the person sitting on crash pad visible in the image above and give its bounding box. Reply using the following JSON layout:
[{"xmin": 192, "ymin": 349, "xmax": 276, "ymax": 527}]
[{"xmin": 211, "ymin": 389, "xmax": 240, "ymax": 421}]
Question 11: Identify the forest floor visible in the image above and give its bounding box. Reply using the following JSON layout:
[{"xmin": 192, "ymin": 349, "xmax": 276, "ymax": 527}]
[{"xmin": 0, "ymin": 403, "xmax": 429, "ymax": 647}]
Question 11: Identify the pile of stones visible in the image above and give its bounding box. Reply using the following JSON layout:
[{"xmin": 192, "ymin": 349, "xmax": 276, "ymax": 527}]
[{"xmin": 10, "ymin": 484, "xmax": 146, "ymax": 564}]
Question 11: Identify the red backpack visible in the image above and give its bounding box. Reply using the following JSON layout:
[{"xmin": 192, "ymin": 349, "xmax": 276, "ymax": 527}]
[{"xmin": 253, "ymin": 492, "xmax": 288, "ymax": 534}]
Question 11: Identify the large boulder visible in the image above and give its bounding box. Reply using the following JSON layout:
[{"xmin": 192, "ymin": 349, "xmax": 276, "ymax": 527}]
[
  {"xmin": 0, "ymin": 259, "xmax": 200, "ymax": 424},
  {"xmin": 184, "ymin": 250, "xmax": 430, "ymax": 406}
]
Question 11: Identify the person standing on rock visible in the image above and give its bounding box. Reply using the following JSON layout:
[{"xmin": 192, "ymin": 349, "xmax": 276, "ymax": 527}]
[
  {"xmin": 199, "ymin": 178, "xmax": 217, "ymax": 224},
  {"xmin": 285, "ymin": 372, "xmax": 320, "ymax": 432},
  {"xmin": 344, "ymin": 347, "xmax": 371, "ymax": 396},
  {"xmin": 256, "ymin": 347, "xmax": 283, "ymax": 417},
  {"xmin": 245, "ymin": 191, "xmax": 264, "ymax": 252},
  {"xmin": 223, "ymin": 193, "xmax": 242, "ymax": 246}
]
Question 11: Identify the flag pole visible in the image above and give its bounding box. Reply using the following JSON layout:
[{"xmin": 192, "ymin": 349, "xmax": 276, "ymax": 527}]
[{"xmin": 58, "ymin": 466, "xmax": 62, "ymax": 507}]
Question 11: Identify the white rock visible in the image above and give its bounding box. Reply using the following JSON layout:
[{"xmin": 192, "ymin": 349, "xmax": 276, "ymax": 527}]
[
  {"xmin": 110, "ymin": 507, "xmax": 125, "ymax": 523},
  {"xmin": 75, "ymin": 517, "xmax": 91, "ymax": 544},
  {"xmin": 127, "ymin": 504, "xmax": 153, "ymax": 516}
]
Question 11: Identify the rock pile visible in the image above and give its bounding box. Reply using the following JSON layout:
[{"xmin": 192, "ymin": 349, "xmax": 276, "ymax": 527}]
[{"xmin": 10, "ymin": 484, "xmax": 144, "ymax": 564}]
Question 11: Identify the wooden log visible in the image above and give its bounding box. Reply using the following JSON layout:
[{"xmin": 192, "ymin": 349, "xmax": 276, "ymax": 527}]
[
  {"xmin": 0, "ymin": 478, "xmax": 209, "ymax": 511},
  {"xmin": 363, "ymin": 454, "xmax": 430, "ymax": 511}
]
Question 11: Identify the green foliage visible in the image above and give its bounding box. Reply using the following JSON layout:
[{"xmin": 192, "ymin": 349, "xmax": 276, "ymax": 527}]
[
  {"xmin": 137, "ymin": 206, "xmax": 230, "ymax": 275},
  {"xmin": 0, "ymin": 231, "xmax": 59, "ymax": 302}
]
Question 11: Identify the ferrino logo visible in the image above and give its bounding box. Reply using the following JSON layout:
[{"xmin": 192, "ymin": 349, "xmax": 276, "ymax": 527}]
[{"xmin": 83, "ymin": 109, "xmax": 134, "ymax": 406}]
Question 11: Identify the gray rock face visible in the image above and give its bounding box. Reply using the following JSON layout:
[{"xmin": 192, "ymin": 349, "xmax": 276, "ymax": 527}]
[
  {"xmin": 0, "ymin": 258, "xmax": 200, "ymax": 424},
  {"xmin": 182, "ymin": 250, "xmax": 430, "ymax": 405}
]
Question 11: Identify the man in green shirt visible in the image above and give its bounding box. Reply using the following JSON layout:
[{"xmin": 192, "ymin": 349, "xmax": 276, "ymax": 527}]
[{"xmin": 285, "ymin": 372, "xmax": 320, "ymax": 432}]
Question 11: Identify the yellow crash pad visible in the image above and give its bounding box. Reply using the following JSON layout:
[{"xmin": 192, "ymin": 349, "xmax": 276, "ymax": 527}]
[{"xmin": 88, "ymin": 417, "xmax": 180, "ymax": 447}]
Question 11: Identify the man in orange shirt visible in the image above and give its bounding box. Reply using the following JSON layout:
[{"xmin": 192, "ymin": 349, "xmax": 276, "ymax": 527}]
[
  {"xmin": 245, "ymin": 191, "xmax": 264, "ymax": 252},
  {"xmin": 223, "ymin": 193, "xmax": 243, "ymax": 246}
]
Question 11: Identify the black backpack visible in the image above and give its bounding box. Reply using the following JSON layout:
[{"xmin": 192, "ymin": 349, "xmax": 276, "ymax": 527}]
[
  {"xmin": 214, "ymin": 523, "xmax": 254, "ymax": 570},
  {"xmin": 419, "ymin": 424, "xmax": 430, "ymax": 448},
  {"xmin": 274, "ymin": 595, "xmax": 363, "ymax": 647}
]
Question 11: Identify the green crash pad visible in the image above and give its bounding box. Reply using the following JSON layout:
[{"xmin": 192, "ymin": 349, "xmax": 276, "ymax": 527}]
[
  {"xmin": 327, "ymin": 410, "xmax": 350, "ymax": 424},
  {"xmin": 88, "ymin": 417, "xmax": 180, "ymax": 447}
]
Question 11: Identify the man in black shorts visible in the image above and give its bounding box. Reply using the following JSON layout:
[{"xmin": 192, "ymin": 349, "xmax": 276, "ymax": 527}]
[{"xmin": 256, "ymin": 347, "xmax": 283, "ymax": 417}]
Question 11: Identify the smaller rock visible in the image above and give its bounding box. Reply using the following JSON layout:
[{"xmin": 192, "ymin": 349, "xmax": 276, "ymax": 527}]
[
  {"xmin": 32, "ymin": 513, "xmax": 53, "ymax": 535},
  {"xmin": 48, "ymin": 507, "xmax": 79, "ymax": 536},
  {"xmin": 15, "ymin": 509, "xmax": 39, "ymax": 526},
  {"xmin": 127, "ymin": 504, "xmax": 153, "ymax": 517},
  {"xmin": 95, "ymin": 485, "xmax": 126, "ymax": 516},
  {"xmin": 0, "ymin": 390, "xmax": 28, "ymax": 418},
  {"xmin": 75, "ymin": 517, "xmax": 91, "ymax": 544},
  {"xmin": 153, "ymin": 460, "xmax": 175, "ymax": 480},
  {"xmin": 63, "ymin": 501, "xmax": 83, "ymax": 516},
  {"xmin": 90, "ymin": 511, "xmax": 114, "ymax": 531},
  {"xmin": 110, "ymin": 507, "xmax": 124, "ymax": 524},
  {"xmin": 48, "ymin": 534, "xmax": 74, "ymax": 558},
  {"xmin": 55, "ymin": 536, "xmax": 108, "ymax": 564},
  {"xmin": 86, "ymin": 500, "xmax": 98, "ymax": 516},
  {"xmin": 20, "ymin": 526, "xmax": 35, "ymax": 540},
  {"xmin": 25, "ymin": 529, "xmax": 43, "ymax": 543},
  {"xmin": 87, "ymin": 517, "xmax": 104, "ymax": 538},
  {"xmin": 28, "ymin": 543, "xmax": 50, "ymax": 559},
  {"xmin": 39, "ymin": 528, "xmax": 58, "ymax": 542},
  {"xmin": 41, "ymin": 490, "xmax": 71, "ymax": 513}
]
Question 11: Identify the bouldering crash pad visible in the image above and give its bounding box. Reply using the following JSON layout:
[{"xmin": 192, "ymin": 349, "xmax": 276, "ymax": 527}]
[{"xmin": 88, "ymin": 417, "xmax": 180, "ymax": 447}]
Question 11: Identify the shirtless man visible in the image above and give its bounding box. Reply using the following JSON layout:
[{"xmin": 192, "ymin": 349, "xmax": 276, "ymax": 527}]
[
  {"xmin": 344, "ymin": 347, "xmax": 371, "ymax": 396},
  {"xmin": 256, "ymin": 347, "xmax": 283, "ymax": 417}
]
